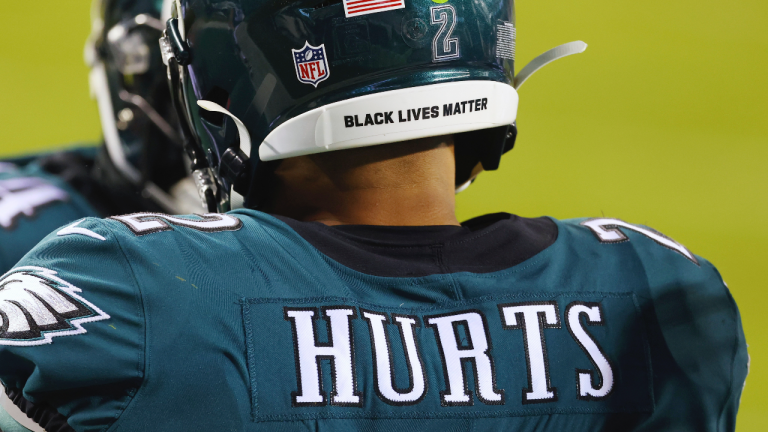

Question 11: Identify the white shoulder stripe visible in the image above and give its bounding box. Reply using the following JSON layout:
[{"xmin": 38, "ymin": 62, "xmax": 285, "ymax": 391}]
[{"xmin": 57, "ymin": 220, "xmax": 106, "ymax": 241}]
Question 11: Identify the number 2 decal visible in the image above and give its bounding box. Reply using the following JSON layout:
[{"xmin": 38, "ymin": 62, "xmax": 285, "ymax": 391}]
[{"xmin": 430, "ymin": 5, "xmax": 460, "ymax": 62}]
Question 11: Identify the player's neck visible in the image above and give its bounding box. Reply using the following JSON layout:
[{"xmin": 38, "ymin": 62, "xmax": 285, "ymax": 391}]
[{"xmin": 262, "ymin": 136, "xmax": 460, "ymax": 227}]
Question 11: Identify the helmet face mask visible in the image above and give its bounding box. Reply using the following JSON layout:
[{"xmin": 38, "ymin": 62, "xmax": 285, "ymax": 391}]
[{"xmin": 87, "ymin": 0, "xmax": 190, "ymax": 210}]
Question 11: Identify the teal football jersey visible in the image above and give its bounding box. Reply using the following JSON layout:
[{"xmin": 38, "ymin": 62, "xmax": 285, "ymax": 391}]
[
  {"xmin": 0, "ymin": 157, "xmax": 100, "ymax": 273},
  {"xmin": 0, "ymin": 210, "xmax": 747, "ymax": 432}
]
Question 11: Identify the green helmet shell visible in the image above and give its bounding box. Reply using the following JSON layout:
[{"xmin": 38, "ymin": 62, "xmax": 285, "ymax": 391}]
[{"xmin": 167, "ymin": 0, "xmax": 519, "ymax": 207}]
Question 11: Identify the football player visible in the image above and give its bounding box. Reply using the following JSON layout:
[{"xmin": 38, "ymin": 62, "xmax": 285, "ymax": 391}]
[
  {"xmin": 0, "ymin": 0, "xmax": 199, "ymax": 274},
  {"xmin": 0, "ymin": 0, "xmax": 747, "ymax": 431}
]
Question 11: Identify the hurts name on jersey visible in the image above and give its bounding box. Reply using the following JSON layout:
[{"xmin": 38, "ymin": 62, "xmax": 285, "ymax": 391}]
[{"xmin": 280, "ymin": 300, "xmax": 617, "ymax": 409}]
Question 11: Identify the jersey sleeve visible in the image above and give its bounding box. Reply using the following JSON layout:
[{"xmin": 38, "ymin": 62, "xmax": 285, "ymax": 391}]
[
  {"xmin": 566, "ymin": 218, "xmax": 747, "ymax": 431},
  {"xmin": 620, "ymin": 225, "xmax": 749, "ymax": 432},
  {"xmin": 0, "ymin": 218, "xmax": 144, "ymax": 432}
]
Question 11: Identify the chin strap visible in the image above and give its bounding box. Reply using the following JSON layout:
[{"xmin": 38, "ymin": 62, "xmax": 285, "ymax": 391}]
[
  {"xmin": 197, "ymin": 101, "xmax": 252, "ymax": 156},
  {"xmin": 514, "ymin": 41, "xmax": 588, "ymax": 90}
]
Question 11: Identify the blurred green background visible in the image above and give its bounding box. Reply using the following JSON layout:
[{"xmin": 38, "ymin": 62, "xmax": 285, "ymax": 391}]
[{"xmin": 0, "ymin": 0, "xmax": 765, "ymax": 428}]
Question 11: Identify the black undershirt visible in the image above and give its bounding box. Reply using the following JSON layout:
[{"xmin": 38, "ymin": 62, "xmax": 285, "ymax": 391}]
[
  {"xmin": 275, "ymin": 212, "xmax": 558, "ymax": 278},
  {"xmin": 32, "ymin": 150, "xmax": 558, "ymax": 278},
  {"xmin": 36, "ymin": 151, "xmax": 557, "ymax": 277}
]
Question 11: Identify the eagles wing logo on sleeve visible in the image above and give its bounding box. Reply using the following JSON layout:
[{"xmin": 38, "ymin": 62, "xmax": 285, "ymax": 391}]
[
  {"xmin": 0, "ymin": 267, "xmax": 109, "ymax": 346},
  {"xmin": 0, "ymin": 177, "xmax": 69, "ymax": 230}
]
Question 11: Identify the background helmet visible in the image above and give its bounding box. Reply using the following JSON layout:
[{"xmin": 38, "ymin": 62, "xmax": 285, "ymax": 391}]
[
  {"xmin": 86, "ymin": 0, "xmax": 195, "ymax": 212},
  {"xmin": 162, "ymin": 0, "xmax": 585, "ymax": 210}
]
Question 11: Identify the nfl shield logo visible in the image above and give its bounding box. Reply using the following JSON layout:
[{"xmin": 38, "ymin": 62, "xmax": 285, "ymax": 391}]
[{"xmin": 292, "ymin": 42, "xmax": 330, "ymax": 87}]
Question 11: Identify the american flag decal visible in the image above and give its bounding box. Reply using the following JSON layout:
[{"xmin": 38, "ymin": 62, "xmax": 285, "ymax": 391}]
[{"xmin": 343, "ymin": 0, "xmax": 405, "ymax": 18}]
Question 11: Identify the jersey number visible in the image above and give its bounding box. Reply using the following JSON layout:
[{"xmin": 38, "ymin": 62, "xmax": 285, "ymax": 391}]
[
  {"xmin": 581, "ymin": 218, "xmax": 697, "ymax": 264},
  {"xmin": 110, "ymin": 213, "xmax": 242, "ymax": 236}
]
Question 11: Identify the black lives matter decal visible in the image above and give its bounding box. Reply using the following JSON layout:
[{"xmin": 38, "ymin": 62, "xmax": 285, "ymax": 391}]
[{"xmin": 344, "ymin": 98, "xmax": 489, "ymax": 128}]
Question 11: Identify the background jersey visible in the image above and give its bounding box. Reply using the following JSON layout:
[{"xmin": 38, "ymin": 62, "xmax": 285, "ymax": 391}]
[
  {"xmin": 0, "ymin": 147, "xmax": 177, "ymax": 274},
  {"xmin": 0, "ymin": 210, "xmax": 747, "ymax": 432},
  {"xmin": 0, "ymin": 153, "xmax": 100, "ymax": 273}
]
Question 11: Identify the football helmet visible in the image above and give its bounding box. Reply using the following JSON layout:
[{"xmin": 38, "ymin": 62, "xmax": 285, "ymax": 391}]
[
  {"xmin": 86, "ymin": 0, "xmax": 197, "ymax": 212},
  {"xmin": 161, "ymin": 0, "xmax": 585, "ymax": 210}
]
